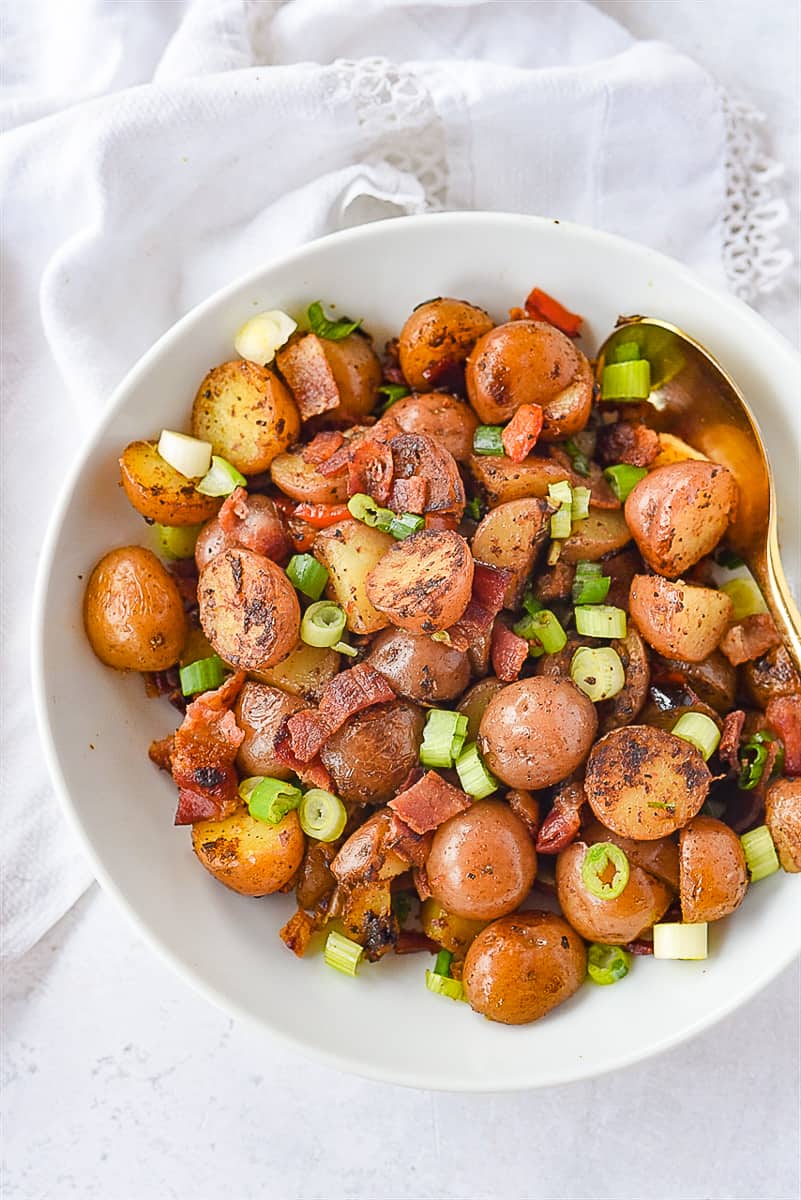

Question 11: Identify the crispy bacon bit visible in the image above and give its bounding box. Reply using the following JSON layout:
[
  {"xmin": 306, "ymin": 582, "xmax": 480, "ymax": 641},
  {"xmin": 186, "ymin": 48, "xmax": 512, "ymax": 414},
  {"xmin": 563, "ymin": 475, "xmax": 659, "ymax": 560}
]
[
  {"xmin": 391, "ymin": 475, "xmax": 429, "ymax": 514},
  {"xmin": 472, "ymin": 562, "xmax": 513, "ymax": 613},
  {"xmin": 533, "ymin": 561, "xmax": 575, "ymax": 602},
  {"xmin": 395, "ymin": 930, "xmax": 439, "ymax": 955},
  {"xmin": 720, "ymin": 614, "xmax": 782, "ymax": 667},
  {"xmin": 302, "ymin": 430, "xmax": 345, "ymax": 465},
  {"xmin": 385, "ymin": 811, "xmax": 433, "ymax": 868},
  {"xmin": 445, "ymin": 601, "xmax": 490, "ymax": 653},
  {"xmin": 277, "ymin": 334, "xmax": 339, "ymax": 419},
  {"xmin": 446, "ymin": 563, "xmax": 511, "ymax": 652},
  {"xmin": 506, "ymin": 789, "xmax": 540, "ymax": 840},
  {"xmin": 273, "ymin": 724, "xmax": 332, "ymax": 788},
  {"xmin": 524, "ymin": 287, "xmax": 583, "ymax": 338},
  {"xmin": 347, "ymin": 439, "xmax": 394, "ymax": 504},
  {"xmin": 501, "ymin": 403, "xmax": 544, "ymax": 463},
  {"xmin": 388, "ymin": 770, "xmax": 471, "ymax": 834},
  {"xmin": 719, "ymin": 709, "xmax": 746, "ymax": 771},
  {"xmin": 766, "ymin": 694, "xmax": 801, "ymax": 775},
  {"xmin": 491, "ymin": 620, "xmax": 529, "ymax": 682},
  {"xmin": 547, "ymin": 448, "xmax": 621, "ymax": 509},
  {"xmin": 216, "ymin": 488, "xmax": 292, "ymax": 564},
  {"xmin": 624, "ymin": 939, "xmax": 654, "ymax": 956},
  {"xmin": 149, "ymin": 733, "xmax": 175, "ymax": 772},
  {"xmin": 420, "ymin": 356, "xmax": 465, "ymax": 394},
  {"xmin": 279, "ymin": 909, "xmax": 316, "ymax": 958},
  {"xmin": 170, "ymin": 672, "xmax": 247, "ymax": 825},
  {"xmin": 536, "ymin": 782, "xmax": 586, "ymax": 854},
  {"xmin": 381, "ymin": 337, "xmax": 407, "ymax": 385},
  {"xmin": 597, "ymin": 421, "xmax": 660, "ymax": 468},
  {"xmin": 316, "ymin": 441, "xmax": 353, "ymax": 477},
  {"xmin": 287, "ymin": 664, "xmax": 396, "ymax": 762}
]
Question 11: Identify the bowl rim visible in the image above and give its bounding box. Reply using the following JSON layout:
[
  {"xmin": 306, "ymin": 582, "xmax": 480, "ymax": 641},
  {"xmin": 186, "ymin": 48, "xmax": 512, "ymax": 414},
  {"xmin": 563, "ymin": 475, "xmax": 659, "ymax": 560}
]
[{"xmin": 32, "ymin": 210, "xmax": 801, "ymax": 1091}]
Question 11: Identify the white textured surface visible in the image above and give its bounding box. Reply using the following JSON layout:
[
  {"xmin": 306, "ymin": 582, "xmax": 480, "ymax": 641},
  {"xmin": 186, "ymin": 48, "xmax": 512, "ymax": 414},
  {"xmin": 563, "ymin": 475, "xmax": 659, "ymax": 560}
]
[{"xmin": 4, "ymin": 3, "xmax": 800, "ymax": 1198}]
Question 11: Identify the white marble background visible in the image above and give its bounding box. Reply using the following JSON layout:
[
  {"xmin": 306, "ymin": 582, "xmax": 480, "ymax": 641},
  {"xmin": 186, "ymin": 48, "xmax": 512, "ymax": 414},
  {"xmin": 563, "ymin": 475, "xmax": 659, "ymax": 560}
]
[{"xmin": 3, "ymin": 2, "xmax": 800, "ymax": 1197}]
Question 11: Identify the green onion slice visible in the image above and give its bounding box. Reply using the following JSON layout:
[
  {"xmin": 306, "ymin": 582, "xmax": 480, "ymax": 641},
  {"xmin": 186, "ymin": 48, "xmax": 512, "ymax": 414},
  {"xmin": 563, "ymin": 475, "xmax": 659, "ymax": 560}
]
[
  {"xmin": 388, "ymin": 513, "xmax": 425, "ymax": 540},
  {"xmin": 720, "ymin": 577, "xmax": 767, "ymax": 620},
  {"xmin": 455, "ymin": 742, "xmax": 499, "ymax": 799},
  {"xmin": 248, "ymin": 777, "xmax": 303, "ymax": 824},
  {"xmin": 376, "ymin": 382, "xmax": 410, "ymax": 412},
  {"xmin": 301, "ymin": 600, "xmax": 347, "ymax": 648},
  {"xmin": 238, "ymin": 776, "xmax": 264, "ymax": 804},
  {"xmin": 299, "ymin": 788, "xmax": 347, "ymax": 842},
  {"xmin": 179, "ymin": 655, "xmax": 225, "ymax": 696},
  {"xmin": 153, "ymin": 522, "xmax": 203, "ymax": 561},
  {"xmin": 653, "ymin": 922, "xmax": 708, "ymax": 960},
  {"xmin": 324, "ymin": 930, "xmax": 364, "ymax": 976},
  {"xmin": 195, "ymin": 455, "xmax": 247, "ymax": 497},
  {"xmin": 420, "ymin": 710, "xmax": 469, "ymax": 769},
  {"xmin": 671, "ymin": 712, "xmax": 721, "ymax": 760},
  {"xmin": 587, "ymin": 943, "xmax": 631, "ymax": 985},
  {"xmin": 574, "ymin": 560, "xmax": 603, "ymax": 578},
  {"xmin": 286, "ymin": 553, "xmax": 329, "ymax": 600},
  {"xmin": 738, "ymin": 731, "xmax": 784, "ymax": 790},
  {"xmin": 465, "ymin": 496, "xmax": 484, "ymax": 521},
  {"xmin": 347, "ymin": 492, "xmax": 393, "ymax": 528},
  {"xmin": 425, "ymin": 969, "xmax": 466, "ymax": 1002},
  {"xmin": 603, "ymin": 463, "xmax": 648, "ymax": 502},
  {"xmin": 574, "ymin": 605, "xmax": 627, "ymax": 639},
  {"xmin": 581, "ymin": 842, "xmax": 630, "ymax": 900},
  {"xmin": 333, "ymin": 640, "xmax": 358, "ymax": 657},
  {"xmin": 563, "ymin": 437, "xmax": 590, "ymax": 476},
  {"xmin": 571, "ymin": 486, "xmax": 591, "ymax": 522},
  {"xmin": 157, "ymin": 429, "xmax": 212, "ymax": 479},
  {"xmin": 740, "ymin": 824, "xmax": 780, "ymax": 882},
  {"xmin": 473, "ymin": 425, "xmax": 505, "ymax": 456},
  {"xmin": 572, "ymin": 573, "xmax": 611, "ymax": 605},
  {"xmin": 307, "ymin": 301, "xmax": 361, "ymax": 341},
  {"xmin": 570, "ymin": 646, "xmax": 625, "ymax": 702},
  {"xmin": 608, "ymin": 341, "xmax": 641, "ymax": 364},
  {"xmin": 522, "ymin": 591, "xmax": 544, "ymax": 616},
  {"xmin": 600, "ymin": 359, "xmax": 651, "ymax": 401},
  {"xmin": 433, "ymin": 949, "xmax": 454, "ymax": 977},
  {"xmin": 513, "ymin": 609, "xmax": 568, "ymax": 655},
  {"xmin": 547, "ymin": 479, "xmax": 574, "ymax": 539}
]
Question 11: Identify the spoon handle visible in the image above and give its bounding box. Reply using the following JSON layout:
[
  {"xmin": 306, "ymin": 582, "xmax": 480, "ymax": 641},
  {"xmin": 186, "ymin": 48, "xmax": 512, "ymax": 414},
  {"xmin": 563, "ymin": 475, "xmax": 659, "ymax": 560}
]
[{"xmin": 753, "ymin": 533, "xmax": 801, "ymax": 677}]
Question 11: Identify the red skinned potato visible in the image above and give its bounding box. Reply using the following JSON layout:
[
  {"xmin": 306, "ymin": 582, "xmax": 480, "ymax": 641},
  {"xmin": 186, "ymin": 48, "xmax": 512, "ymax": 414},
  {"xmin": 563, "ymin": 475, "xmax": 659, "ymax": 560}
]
[
  {"xmin": 629, "ymin": 574, "xmax": 733, "ymax": 662},
  {"xmin": 367, "ymin": 628, "xmax": 470, "ymax": 703},
  {"xmin": 234, "ymin": 682, "xmax": 305, "ymax": 780},
  {"xmin": 319, "ymin": 700, "xmax": 425, "ymax": 806},
  {"xmin": 624, "ymin": 461, "xmax": 738, "ymax": 577},
  {"xmin": 765, "ymin": 778, "xmax": 801, "ymax": 872},
  {"xmin": 388, "ymin": 433, "xmax": 466, "ymax": 518},
  {"xmin": 456, "ymin": 677, "xmax": 508, "ymax": 742},
  {"xmin": 678, "ymin": 816, "xmax": 748, "ymax": 922},
  {"xmin": 398, "ymin": 298, "xmax": 494, "ymax": 392},
  {"xmin": 556, "ymin": 841, "xmax": 673, "ymax": 944},
  {"xmin": 195, "ymin": 491, "xmax": 290, "ymax": 569},
  {"xmin": 276, "ymin": 331, "xmax": 382, "ymax": 423},
  {"xmin": 377, "ymin": 392, "xmax": 479, "ymax": 462},
  {"xmin": 471, "ymin": 498, "xmax": 550, "ymax": 607},
  {"xmin": 365, "ymin": 529, "xmax": 474, "ymax": 634},
  {"xmin": 198, "ymin": 547, "xmax": 300, "ymax": 670},
  {"xmin": 84, "ymin": 546, "xmax": 187, "ymax": 671}
]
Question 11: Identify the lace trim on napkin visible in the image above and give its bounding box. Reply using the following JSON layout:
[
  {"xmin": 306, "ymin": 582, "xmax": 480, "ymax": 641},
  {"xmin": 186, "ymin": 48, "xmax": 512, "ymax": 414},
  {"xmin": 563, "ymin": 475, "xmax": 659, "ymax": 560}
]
[{"xmin": 721, "ymin": 92, "xmax": 793, "ymax": 300}]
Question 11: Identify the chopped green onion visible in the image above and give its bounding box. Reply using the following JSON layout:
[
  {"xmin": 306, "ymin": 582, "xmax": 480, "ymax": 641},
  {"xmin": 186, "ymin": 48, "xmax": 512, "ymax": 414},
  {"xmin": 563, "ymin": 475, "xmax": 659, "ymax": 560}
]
[
  {"xmin": 388, "ymin": 513, "xmax": 425, "ymax": 540},
  {"xmin": 179, "ymin": 655, "xmax": 225, "ymax": 696},
  {"xmin": 301, "ymin": 601, "xmax": 347, "ymax": 648},
  {"xmin": 574, "ymin": 605, "xmax": 627, "ymax": 639},
  {"xmin": 465, "ymin": 496, "xmax": 484, "ymax": 521},
  {"xmin": 431, "ymin": 630, "xmax": 453, "ymax": 645},
  {"xmin": 581, "ymin": 842, "xmax": 630, "ymax": 900},
  {"xmin": 600, "ymin": 359, "xmax": 651, "ymax": 401},
  {"xmin": 563, "ymin": 437, "xmax": 590, "ymax": 476},
  {"xmin": 455, "ymin": 742, "xmax": 498, "ymax": 799},
  {"xmin": 522, "ymin": 591, "xmax": 544, "ymax": 616},
  {"xmin": 420, "ymin": 710, "xmax": 469, "ymax": 768},
  {"xmin": 196, "ymin": 455, "xmax": 247, "ymax": 497},
  {"xmin": 739, "ymin": 731, "xmax": 783, "ymax": 789},
  {"xmin": 548, "ymin": 480, "xmax": 573, "ymax": 506},
  {"xmin": 671, "ymin": 712, "xmax": 721, "ymax": 760},
  {"xmin": 572, "ymin": 574, "xmax": 611, "ymax": 605},
  {"xmin": 513, "ymin": 609, "xmax": 568, "ymax": 654},
  {"xmin": 603, "ymin": 463, "xmax": 648, "ymax": 502},
  {"xmin": 376, "ymin": 382, "xmax": 410, "ymax": 413},
  {"xmin": 547, "ymin": 540, "xmax": 563, "ymax": 566},
  {"xmin": 433, "ymin": 949, "xmax": 454, "ymax": 977},
  {"xmin": 570, "ymin": 646, "xmax": 625, "ymax": 702},
  {"xmin": 153, "ymin": 522, "xmax": 203, "ymax": 560},
  {"xmin": 157, "ymin": 429, "xmax": 212, "ymax": 479},
  {"xmin": 234, "ymin": 310, "xmax": 297, "ymax": 364},
  {"xmin": 740, "ymin": 825, "xmax": 780, "ymax": 882},
  {"xmin": 720, "ymin": 578, "xmax": 767, "ymax": 620},
  {"xmin": 238, "ymin": 776, "xmax": 264, "ymax": 804},
  {"xmin": 574, "ymin": 560, "xmax": 603, "ymax": 578},
  {"xmin": 653, "ymin": 922, "xmax": 708, "ymax": 960},
  {"xmin": 347, "ymin": 492, "xmax": 394, "ymax": 528},
  {"xmin": 425, "ymin": 970, "xmax": 465, "ymax": 1002},
  {"xmin": 473, "ymin": 425, "xmax": 505, "ymax": 456},
  {"xmin": 587, "ymin": 943, "xmax": 631, "ymax": 985},
  {"xmin": 571, "ymin": 486, "xmax": 591, "ymax": 522},
  {"xmin": 299, "ymin": 788, "xmax": 347, "ymax": 842},
  {"xmin": 307, "ymin": 301, "xmax": 361, "ymax": 341},
  {"xmin": 248, "ymin": 777, "xmax": 302, "ymax": 824},
  {"xmin": 548, "ymin": 480, "xmax": 573, "ymax": 538},
  {"xmin": 608, "ymin": 341, "xmax": 641, "ymax": 364},
  {"xmin": 324, "ymin": 930, "xmax": 364, "ymax": 976},
  {"xmin": 333, "ymin": 640, "xmax": 358, "ymax": 657},
  {"xmin": 286, "ymin": 553, "xmax": 329, "ymax": 600}
]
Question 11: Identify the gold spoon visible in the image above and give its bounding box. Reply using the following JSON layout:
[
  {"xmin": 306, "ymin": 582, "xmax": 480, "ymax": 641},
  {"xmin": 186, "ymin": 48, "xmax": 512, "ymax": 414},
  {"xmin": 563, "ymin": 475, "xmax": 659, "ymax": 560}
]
[{"xmin": 596, "ymin": 316, "xmax": 801, "ymax": 674}]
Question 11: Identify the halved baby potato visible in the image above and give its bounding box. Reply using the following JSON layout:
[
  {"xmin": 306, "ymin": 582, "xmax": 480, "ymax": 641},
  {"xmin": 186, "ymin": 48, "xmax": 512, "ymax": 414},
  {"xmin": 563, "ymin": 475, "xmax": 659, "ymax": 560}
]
[
  {"xmin": 119, "ymin": 440, "xmax": 222, "ymax": 525},
  {"xmin": 678, "ymin": 815, "xmax": 748, "ymax": 922},
  {"xmin": 560, "ymin": 508, "xmax": 632, "ymax": 563},
  {"xmin": 765, "ymin": 778, "xmax": 801, "ymax": 872},
  {"xmin": 276, "ymin": 331, "xmax": 382, "ymax": 423},
  {"xmin": 192, "ymin": 807, "xmax": 305, "ymax": 896},
  {"xmin": 625, "ymin": 461, "xmax": 738, "ymax": 577},
  {"xmin": 365, "ymin": 529, "xmax": 474, "ymax": 634},
  {"xmin": 84, "ymin": 545, "xmax": 187, "ymax": 671},
  {"xmin": 629, "ymin": 575, "xmax": 733, "ymax": 663},
  {"xmin": 270, "ymin": 449, "xmax": 349, "ymax": 504},
  {"xmin": 192, "ymin": 360, "xmax": 299, "ymax": 474},
  {"xmin": 198, "ymin": 547, "xmax": 300, "ymax": 670},
  {"xmin": 250, "ymin": 641, "xmax": 341, "ymax": 702},
  {"xmin": 398, "ymin": 298, "xmax": 494, "ymax": 392},
  {"xmin": 556, "ymin": 841, "xmax": 673, "ymax": 944},
  {"xmin": 314, "ymin": 520, "xmax": 395, "ymax": 635},
  {"xmin": 471, "ymin": 498, "xmax": 550, "ymax": 607}
]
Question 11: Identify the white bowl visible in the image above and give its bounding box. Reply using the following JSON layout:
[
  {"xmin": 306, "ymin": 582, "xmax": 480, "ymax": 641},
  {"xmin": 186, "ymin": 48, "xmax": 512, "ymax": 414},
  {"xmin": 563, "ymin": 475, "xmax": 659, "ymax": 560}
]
[{"xmin": 33, "ymin": 213, "xmax": 801, "ymax": 1090}]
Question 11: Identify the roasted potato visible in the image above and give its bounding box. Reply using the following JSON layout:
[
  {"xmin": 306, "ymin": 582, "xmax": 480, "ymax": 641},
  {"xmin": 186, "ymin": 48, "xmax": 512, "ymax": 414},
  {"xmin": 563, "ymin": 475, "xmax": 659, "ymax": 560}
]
[
  {"xmin": 629, "ymin": 575, "xmax": 733, "ymax": 663},
  {"xmin": 270, "ymin": 449, "xmax": 349, "ymax": 504},
  {"xmin": 250, "ymin": 641, "xmax": 340, "ymax": 702},
  {"xmin": 559, "ymin": 509, "xmax": 632, "ymax": 563},
  {"xmin": 584, "ymin": 725, "xmax": 711, "ymax": 839},
  {"xmin": 235, "ymin": 681, "xmax": 305, "ymax": 779},
  {"xmin": 313, "ymin": 520, "xmax": 394, "ymax": 635},
  {"xmin": 742, "ymin": 645, "xmax": 801, "ymax": 708},
  {"xmin": 276, "ymin": 331, "xmax": 383, "ymax": 424},
  {"xmin": 331, "ymin": 809, "xmax": 407, "ymax": 886},
  {"xmin": 456, "ymin": 677, "xmax": 507, "ymax": 741},
  {"xmin": 319, "ymin": 700, "xmax": 425, "ymax": 805},
  {"xmin": 427, "ymin": 800, "xmax": 537, "ymax": 921},
  {"xmin": 599, "ymin": 626, "xmax": 651, "ymax": 733},
  {"xmin": 119, "ymin": 440, "xmax": 222, "ymax": 526},
  {"xmin": 365, "ymin": 529, "xmax": 474, "ymax": 634},
  {"xmin": 467, "ymin": 454, "xmax": 573, "ymax": 507},
  {"xmin": 388, "ymin": 433, "xmax": 465, "ymax": 518},
  {"xmin": 398, "ymin": 298, "xmax": 494, "ymax": 392},
  {"xmin": 678, "ymin": 816, "xmax": 748, "ymax": 921},
  {"xmin": 367, "ymin": 628, "xmax": 470, "ymax": 703},
  {"xmin": 84, "ymin": 546, "xmax": 187, "ymax": 670},
  {"xmin": 194, "ymin": 493, "xmax": 290, "ymax": 569},
  {"xmin": 198, "ymin": 547, "xmax": 300, "ymax": 670},
  {"xmin": 556, "ymin": 841, "xmax": 673, "ymax": 944},
  {"xmin": 478, "ymin": 677, "xmax": 598, "ymax": 789},
  {"xmin": 378, "ymin": 392, "xmax": 479, "ymax": 462},
  {"xmin": 191, "ymin": 807, "xmax": 305, "ymax": 896},
  {"xmin": 471, "ymin": 498, "xmax": 550, "ymax": 607},
  {"xmin": 765, "ymin": 778, "xmax": 801, "ymax": 872},
  {"xmin": 582, "ymin": 817, "xmax": 679, "ymax": 891},
  {"xmin": 650, "ymin": 432, "xmax": 709, "ymax": 469},
  {"xmin": 191, "ymin": 360, "xmax": 299, "ymax": 473},
  {"xmin": 420, "ymin": 898, "xmax": 488, "ymax": 957},
  {"xmin": 624, "ymin": 461, "xmax": 738, "ymax": 577},
  {"xmin": 463, "ymin": 912, "xmax": 586, "ymax": 1025}
]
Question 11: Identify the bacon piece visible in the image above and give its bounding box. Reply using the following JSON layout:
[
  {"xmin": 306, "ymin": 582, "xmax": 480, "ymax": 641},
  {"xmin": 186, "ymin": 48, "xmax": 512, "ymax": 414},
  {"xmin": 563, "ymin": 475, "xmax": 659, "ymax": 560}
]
[
  {"xmin": 149, "ymin": 733, "xmax": 175, "ymax": 772},
  {"xmin": 276, "ymin": 334, "xmax": 339, "ymax": 419},
  {"xmin": 381, "ymin": 338, "xmax": 407, "ymax": 385},
  {"xmin": 491, "ymin": 620, "xmax": 529, "ymax": 682},
  {"xmin": 501, "ymin": 403, "xmax": 544, "ymax": 463},
  {"xmin": 425, "ymin": 513, "xmax": 458, "ymax": 531},
  {"xmin": 302, "ymin": 430, "xmax": 345, "ymax": 465},
  {"xmin": 506, "ymin": 789, "xmax": 540, "ymax": 840},
  {"xmin": 472, "ymin": 562, "xmax": 512, "ymax": 613},
  {"xmin": 719, "ymin": 709, "xmax": 746, "ymax": 771},
  {"xmin": 385, "ymin": 811, "xmax": 433, "ymax": 868},
  {"xmin": 445, "ymin": 563, "xmax": 511, "ymax": 652},
  {"xmin": 547, "ymin": 448, "xmax": 621, "ymax": 510},
  {"xmin": 445, "ymin": 600, "xmax": 491, "ymax": 653},
  {"xmin": 536, "ymin": 781, "xmax": 585, "ymax": 854},
  {"xmin": 348, "ymin": 439, "xmax": 395, "ymax": 504},
  {"xmin": 533, "ymin": 561, "xmax": 575, "ymax": 603},
  {"xmin": 287, "ymin": 664, "xmax": 396, "ymax": 762},
  {"xmin": 524, "ymin": 287, "xmax": 583, "ymax": 338},
  {"xmin": 395, "ymin": 930, "xmax": 439, "ymax": 955},
  {"xmin": 167, "ymin": 558, "xmax": 200, "ymax": 613},
  {"xmin": 273, "ymin": 724, "xmax": 332, "ymax": 789},
  {"xmin": 317, "ymin": 442, "xmax": 353, "ymax": 477},
  {"xmin": 420, "ymin": 356, "xmax": 465, "ymax": 394},
  {"xmin": 766, "ymin": 695, "xmax": 801, "ymax": 775},
  {"xmin": 388, "ymin": 770, "xmax": 471, "ymax": 834},
  {"xmin": 170, "ymin": 672, "xmax": 247, "ymax": 825},
  {"xmin": 215, "ymin": 488, "xmax": 291, "ymax": 564},
  {"xmin": 720, "ymin": 614, "xmax": 782, "ymax": 667},
  {"xmin": 597, "ymin": 421, "xmax": 660, "ymax": 468},
  {"xmin": 391, "ymin": 475, "xmax": 429, "ymax": 514},
  {"xmin": 279, "ymin": 909, "xmax": 316, "ymax": 958}
]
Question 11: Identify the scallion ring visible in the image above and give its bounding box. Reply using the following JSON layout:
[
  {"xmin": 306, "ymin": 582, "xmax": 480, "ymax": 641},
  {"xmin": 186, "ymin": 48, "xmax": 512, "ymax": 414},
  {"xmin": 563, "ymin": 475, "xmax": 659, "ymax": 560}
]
[
  {"xmin": 248, "ymin": 777, "xmax": 303, "ymax": 825},
  {"xmin": 587, "ymin": 943, "xmax": 631, "ymax": 985},
  {"xmin": 299, "ymin": 789, "xmax": 347, "ymax": 842},
  {"xmin": 301, "ymin": 601, "xmax": 347, "ymax": 649},
  {"xmin": 581, "ymin": 842, "xmax": 630, "ymax": 900}
]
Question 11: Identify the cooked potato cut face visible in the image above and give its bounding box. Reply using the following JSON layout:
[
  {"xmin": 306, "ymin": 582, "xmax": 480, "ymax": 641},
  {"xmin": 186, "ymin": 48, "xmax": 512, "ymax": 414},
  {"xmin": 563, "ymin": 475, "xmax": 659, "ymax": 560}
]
[
  {"xmin": 119, "ymin": 440, "xmax": 222, "ymax": 525},
  {"xmin": 629, "ymin": 574, "xmax": 733, "ymax": 663},
  {"xmin": 560, "ymin": 509, "xmax": 631, "ymax": 562},
  {"xmin": 250, "ymin": 640, "xmax": 341, "ymax": 702},
  {"xmin": 313, "ymin": 520, "xmax": 395, "ymax": 634},
  {"xmin": 191, "ymin": 360, "xmax": 299, "ymax": 474},
  {"xmin": 84, "ymin": 546, "xmax": 187, "ymax": 671},
  {"xmin": 192, "ymin": 808, "xmax": 305, "ymax": 896},
  {"xmin": 198, "ymin": 547, "xmax": 300, "ymax": 670},
  {"xmin": 270, "ymin": 450, "xmax": 349, "ymax": 504},
  {"xmin": 585, "ymin": 725, "xmax": 711, "ymax": 840},
  {"xmin": 365, "ymin": 529, "xmax": 474, "ymax": 634},
  {"xmin": 678, "ymin": 816, "xmax": 748, "ymax": 922},
  {"xmin": 625, "ymin": 461, "xmax": 738, "ymax": 577},
  {"xmin": 471, "ymin": 498, "xmax": 550, "ymax": 606},
  {"xmin": 467, "ymin": 454, "xmax": 573, "ymax": 507}
]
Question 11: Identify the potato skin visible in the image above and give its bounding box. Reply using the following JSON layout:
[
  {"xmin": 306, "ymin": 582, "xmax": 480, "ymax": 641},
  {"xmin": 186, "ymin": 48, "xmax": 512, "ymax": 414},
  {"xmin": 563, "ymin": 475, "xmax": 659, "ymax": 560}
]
[
  {"xmin": 654, "ymin": 651, "xmax": 736, "ymax": 714},
  {"xmin": 624, "ymin": 461, "xmax": 738, "ymax": 577},
  {"xmin": 471, "ymin": 498, "xmax": 550, "ymax": 607},
  {"xmin": 250, "ymin": 641, "xmax": 340, "ymax": 703},
  {"xmin": 556, "ymin": 842, "xmax": 673, "ymax": 944},
  {"xmin": 599, "ymin": 627, "xmax": 651, "ymax": 733},
  {"xmin": 420, "ymin": 898, "xmax": 488, "ymax": 956},
  {"xmin": 463, "ymin": 912, "xmax": 586, "ymax": 1025},
  {"xmin": 380, "ymin": 392, "xmax": 479, "ymax": 462},
  {"xmin": 84, "ymin": 546, "xmax": 187, "ymax": 670},
  {"xmin": 478, "ymin": 677, "xmax": 598, "ymax": 789},
  {"xmin": 560, "ymin": 509, "xmax": 631, "ymax": 563},
  {"xmin": 427, "ymin": 800, "xmax": 537, "ymax": 921},
  {"xmin": 679, "ymin": 816, "xmax": 748, "ymax": 922},
  {"xmin": 191, "ymin": 807, "xmax": 305, "ymax": 896},
  {"xmin": 398, "ymin": 298, "xmax": 494, "ymax": 392},
  {"xmin": 365, "ymin": 529, "xmax": 474, "ymax": 634},
  {"xmin": 270, "ymin": 450, "xmax": 349, "ymax": 505},
  {"xmin": 234, "ymin": 681, "xmax": 305, "ymax": 779},
  {"xmin": 584, "ymin": 724, "xmax": 711, "ymax": 840},
  {"xmin": 456, "ymin": 677, "xmax": 507, "ymax": 742},
  {"xmin": 629, "ymin": 574, "xmax": 733, "ymax": 663},
  {"xmin": 119, "ymin": 441, "xmax": 222, "ymax": 526},
  {"xmin": 743, "ymin": 645, "xmax": 801, "ymax": 708},
  {"xmin": 192, "ymin": 360, "xmax": 299, "ymax": 474},
  {"xmin": 319, "ymin": 700, "xmax": 425, "ymax": 805},
  {"xmin": 314, "ymin": 521, "xmax": 394, "ymax": 635},
  {"xmin": 467, "ymin": 454, "xmax": 573, "ymax": 507},
  {"xmin": 367, "ymin": 628, "xmax": 470, "ymax": 703},
  {"xmin": 198, "ymin": 547, "xmax": 300, "ymax": 670},
  {"xmin": 582, "ymin": 817, "xmax": 680, "ymax": 891},
  {"xmin": 765, "ymin": 778, "xmax": 801, "ymax": 872}
]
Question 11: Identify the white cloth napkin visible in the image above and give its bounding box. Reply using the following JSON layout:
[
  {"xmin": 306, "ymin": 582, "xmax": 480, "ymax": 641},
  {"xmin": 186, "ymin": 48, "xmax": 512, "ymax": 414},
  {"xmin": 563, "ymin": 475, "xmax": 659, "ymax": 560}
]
[{"xmin": 1, "ymin": 0, "xmax": 791, "ymax": 960}]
